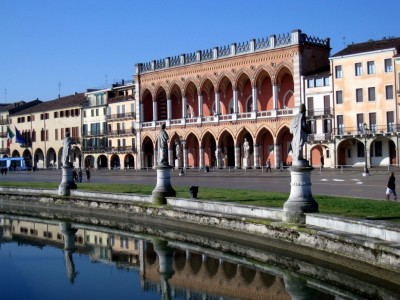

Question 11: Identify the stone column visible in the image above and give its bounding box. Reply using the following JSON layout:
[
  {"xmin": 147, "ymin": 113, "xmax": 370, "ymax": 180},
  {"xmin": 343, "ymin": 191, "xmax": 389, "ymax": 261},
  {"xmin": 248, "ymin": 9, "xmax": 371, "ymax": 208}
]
[
  {"xmin": 183, "ymin": 143, "xmax": 188, "ymax": 169},
  {"xmin": 140, "ymin": 102, "xmax": 144, "ymax": 123},
  {"xmin": 234, "ymin": 145, "xmax": 240, "ymax": 169},
  {"xmin": 274, "ymin": 143, "xmax": 281, "ymax": 169},
  {"xmin": 152, "ymin": 100, "xmax": 157, "ymax": 121},
  {"xmin": 167, "ymin": 98, "xmax": 172, "ymax": 120},
  {"xmin": 153, "ymin": 149, "xmax": 157, "ymax": 169},
  {"xmin": 254, "ymin": 144, "xmax": 260, "ymax": 169},
  {"xmin": 252, "ymin": 86, "xmax": 257, "ymax": 111},
  {"xmin": 216, "ymin": 146, "xmax": 222, "ymax": 169},
  {"xmin": 233, "ymin": 89, "xmax": 238, "ymax": 113},
  {"xmin": 199, "ymin": 147, "xmax": 204, "ymax": 169},
  {"xmin": 215, "ymin": 91, "xmax": 220, "ymax": 115},
  {"xmin": 272, "ymin": 84, "xmax": 278, "ymax": 110},
  {"xmin": 182, "ymin": 96, "xmax": 187, "ymax": 118},
  {"xmin": 198, "ymin": 94, "xmax": 203, "ymax": 117},
  {"xmin": 140, "ymin": 150, "xmax": 145, "ymax": 169}
]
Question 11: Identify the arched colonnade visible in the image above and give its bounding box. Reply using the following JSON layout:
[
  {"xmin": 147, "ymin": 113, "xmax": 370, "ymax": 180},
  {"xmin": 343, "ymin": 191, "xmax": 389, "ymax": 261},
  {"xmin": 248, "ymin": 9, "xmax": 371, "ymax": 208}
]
[{"xmin": 140, "ymin": 124, "xmax": 294, "ymax": 170}]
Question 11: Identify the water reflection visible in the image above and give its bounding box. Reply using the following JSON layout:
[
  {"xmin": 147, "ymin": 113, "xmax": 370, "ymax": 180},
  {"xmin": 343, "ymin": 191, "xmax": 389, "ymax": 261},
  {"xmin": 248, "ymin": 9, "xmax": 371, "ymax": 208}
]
[{"xmin": 0, "ymin": 210, "xmax": 399, "ymax": 300}]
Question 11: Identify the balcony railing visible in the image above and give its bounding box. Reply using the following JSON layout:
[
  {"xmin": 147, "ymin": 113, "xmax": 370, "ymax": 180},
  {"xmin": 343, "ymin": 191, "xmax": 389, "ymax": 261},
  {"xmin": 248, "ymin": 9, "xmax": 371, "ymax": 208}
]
[
  {"xmin": 107, "ymin": 129, "xmax": 135, "ymax": 136},
  {"xmin": 307, "ymin": 108, "xmax": 333, "ymax": 118},
  {"xmin": 107, "ymin": 146, "xmax": 137, "ymax": 153},
  {"xmin": 334, "ymin": 124, "xmax": 399, "ymax": 136},
  {"xmin": 106, "ymin": 112, "xmax": 135, "ymax": 121},
  {"xmin": 140, "ymin": 108, "xmax": 295, "ymax": 129},
  {"xmin": 82, "ymin": 130, "xmax": 107, "ymax": 137},
  {"xmin": 0, "ymin": 118, "xmax": 10, "ymax": 125},
  {"xmin": 81, "ymin": 146, "xmax": 108, "ymax": 153},
  {"xmin": 308, "ymin": 133, "xmax": 333, "ymax": 143}
]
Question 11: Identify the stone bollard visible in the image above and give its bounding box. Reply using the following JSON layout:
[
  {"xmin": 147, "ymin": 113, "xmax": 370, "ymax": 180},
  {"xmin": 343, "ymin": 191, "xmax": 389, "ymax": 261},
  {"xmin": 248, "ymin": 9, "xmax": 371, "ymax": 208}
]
[{"xmin": 189, "ymin": 186, "xmax": 199, "ymax": 198}]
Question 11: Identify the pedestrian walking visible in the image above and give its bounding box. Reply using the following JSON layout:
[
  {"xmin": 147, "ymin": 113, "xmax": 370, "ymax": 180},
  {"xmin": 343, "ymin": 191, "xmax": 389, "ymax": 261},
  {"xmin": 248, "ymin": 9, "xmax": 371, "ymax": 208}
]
[
  {"xmin": 86, "ymin": 168, "xmax": 91, "ymax": 181},
  {"xmin": 320, "ymin": 155, "xmax": 324, "ymax": 171},
  {"xmin": 266, "ymin": 159, "xmax": 272, "ymax": 172},
  {"xmin": 386, "ymin": 172, "xmax": 397, "ymax": 201},
  {"xmin": 78, "ymin": 169, "xmax": 83, "ymax": 183},
  {"xmin": 72, "ymin": 169, "xmax": 78, "ymax": 182}
]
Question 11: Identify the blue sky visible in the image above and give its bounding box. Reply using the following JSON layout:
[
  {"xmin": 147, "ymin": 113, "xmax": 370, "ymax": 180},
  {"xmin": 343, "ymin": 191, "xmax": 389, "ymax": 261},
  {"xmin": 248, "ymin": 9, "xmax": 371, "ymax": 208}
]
[{"xmin": 1, "ymin": 0, "xmax": 399, "ymax": 102}]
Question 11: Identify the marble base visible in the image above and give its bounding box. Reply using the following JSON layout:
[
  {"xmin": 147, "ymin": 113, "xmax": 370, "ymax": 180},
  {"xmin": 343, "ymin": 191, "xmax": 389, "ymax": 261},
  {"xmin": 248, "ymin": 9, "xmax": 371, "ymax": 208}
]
[
  {"xmin": 152, "ymin": 164, "xmax": 176, "ymax": 205},
  {"xmin": 58, "ymin": 165, "xmax": 77, "ymax": 196},
  {"xmin": 174, "ymin": 159, "xmax": 182, "ymax": 170},
  {"xmin": 283, "ymin": 159, "xmax": 318, "ymax": 224},
  {"xmin": 242, "ymin": 157, "xmax": 250, "ymax": 169}
]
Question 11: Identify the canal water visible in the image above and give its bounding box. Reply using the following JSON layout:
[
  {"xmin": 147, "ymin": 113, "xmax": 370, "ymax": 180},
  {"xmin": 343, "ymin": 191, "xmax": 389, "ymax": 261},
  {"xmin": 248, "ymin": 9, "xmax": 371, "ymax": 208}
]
[{"xmin": 0, "ymin": 205, "xmax": 399, "ymax": 300}]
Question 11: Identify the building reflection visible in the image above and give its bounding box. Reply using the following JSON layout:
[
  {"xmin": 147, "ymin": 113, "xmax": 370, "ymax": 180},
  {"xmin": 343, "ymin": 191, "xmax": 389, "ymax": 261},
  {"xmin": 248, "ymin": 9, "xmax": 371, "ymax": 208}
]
[{"xmin": 0, "ymin": 215, "xmax": 394, "ymax": 299}]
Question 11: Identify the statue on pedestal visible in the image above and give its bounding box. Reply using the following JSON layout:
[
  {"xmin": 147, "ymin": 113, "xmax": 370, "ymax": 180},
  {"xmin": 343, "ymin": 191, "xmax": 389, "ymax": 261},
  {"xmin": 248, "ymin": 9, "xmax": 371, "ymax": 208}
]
[
  {"xmin": 243, "ymin": 138, "xmax": 250, "ymax": 159},
  {"xmin": 61, "ymin": 132, "xmax": 76, "ymax": 166},
  {"xmin": 290, "ymin": 104, "xmax": 310, "ymax": 162},
  {"xmin": 157, "ymin": 123, "xmax": 169, "ymax": 165}
]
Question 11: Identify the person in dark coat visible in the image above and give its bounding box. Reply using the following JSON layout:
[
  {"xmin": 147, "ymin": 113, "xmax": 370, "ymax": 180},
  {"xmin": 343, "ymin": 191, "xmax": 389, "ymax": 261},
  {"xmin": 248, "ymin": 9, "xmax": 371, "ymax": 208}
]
[{"xmin": 386, "ymin": 172, "xmax": 397, "ymax": 201}]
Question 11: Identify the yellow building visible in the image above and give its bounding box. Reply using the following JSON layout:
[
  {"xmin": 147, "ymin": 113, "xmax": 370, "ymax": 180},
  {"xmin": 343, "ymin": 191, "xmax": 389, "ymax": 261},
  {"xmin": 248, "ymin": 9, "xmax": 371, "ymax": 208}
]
[
  {"xmin": 106, "ymin": 80, "xmax": 136, "ymax": 169},
  {"xmin": 7, "ymin": 94, "xmax": 86, "ymax": 169},
  {"xmin": 330, "ymin": 37, "xmax": 400, "ymax": 169}
]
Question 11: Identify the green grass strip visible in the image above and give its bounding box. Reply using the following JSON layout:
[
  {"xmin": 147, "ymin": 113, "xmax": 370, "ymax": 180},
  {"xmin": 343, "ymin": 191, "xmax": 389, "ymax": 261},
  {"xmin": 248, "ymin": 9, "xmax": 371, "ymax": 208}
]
[{"xmin": 1, "ymin": 181, "xmax": 399, "ymax": 221}]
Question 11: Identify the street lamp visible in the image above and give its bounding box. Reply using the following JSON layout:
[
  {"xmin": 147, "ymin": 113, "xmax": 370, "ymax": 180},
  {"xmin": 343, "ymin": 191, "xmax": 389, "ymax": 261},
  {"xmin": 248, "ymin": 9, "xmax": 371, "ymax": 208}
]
[{"xmin": 362, "ymin": 123, "xmax": 370, "ymax": 176}]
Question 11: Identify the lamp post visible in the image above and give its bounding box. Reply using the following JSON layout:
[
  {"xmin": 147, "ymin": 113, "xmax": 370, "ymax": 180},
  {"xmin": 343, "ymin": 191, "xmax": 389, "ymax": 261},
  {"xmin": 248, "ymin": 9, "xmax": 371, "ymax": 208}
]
[{"xmin": 362, "ymin": 123, "xmax": 370, "ymax": 176}]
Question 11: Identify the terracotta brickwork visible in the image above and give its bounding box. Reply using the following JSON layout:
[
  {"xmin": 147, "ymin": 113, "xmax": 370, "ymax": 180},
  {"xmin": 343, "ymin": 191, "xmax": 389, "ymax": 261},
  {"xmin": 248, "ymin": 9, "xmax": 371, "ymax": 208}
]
[{"xmin": 135, "ymin": 30, "xmax": 330, "ymax": 169}]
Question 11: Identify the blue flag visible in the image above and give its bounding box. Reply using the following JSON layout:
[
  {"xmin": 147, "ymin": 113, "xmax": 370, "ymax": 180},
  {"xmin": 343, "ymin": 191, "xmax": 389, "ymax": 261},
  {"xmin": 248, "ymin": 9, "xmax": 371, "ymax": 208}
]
[{"xmin": 15, "ymin": 127, "xmax": 27, "ymax": 145}]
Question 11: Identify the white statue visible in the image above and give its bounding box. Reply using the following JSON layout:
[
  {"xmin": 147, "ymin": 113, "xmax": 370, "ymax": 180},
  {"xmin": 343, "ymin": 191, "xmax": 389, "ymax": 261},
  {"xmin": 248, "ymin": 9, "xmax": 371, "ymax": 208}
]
[
  {"xmin": 61, "ymin": 132, "xmax": 76, "ymax": 166},
  {"xmin": 243, "ymin": 138, "xmax": 250, "ymax": 159},
  {"xmin": 176, "ymin": 143, "xmax": 181, "ymax": 161},
  {"xmin": 290, "ymin": 104, "xmax": 311, "ymax": 161},
  {"xmin": 157, "ymin": 123, "xmax": 169, "ymax": 165}
]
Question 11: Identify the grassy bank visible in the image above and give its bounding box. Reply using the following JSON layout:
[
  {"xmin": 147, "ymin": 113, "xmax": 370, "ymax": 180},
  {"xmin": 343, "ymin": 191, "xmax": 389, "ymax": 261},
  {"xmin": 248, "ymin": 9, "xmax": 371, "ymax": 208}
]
[{"xmin": 1, "ymin": 181, "xmax": 399, "ymax": 221}]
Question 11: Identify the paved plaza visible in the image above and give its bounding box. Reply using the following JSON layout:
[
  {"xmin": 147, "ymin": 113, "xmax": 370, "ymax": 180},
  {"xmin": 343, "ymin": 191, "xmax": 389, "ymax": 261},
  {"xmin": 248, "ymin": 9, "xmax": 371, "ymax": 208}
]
[{"xmin": 1, "ymin": 167, "xmax": 398, "ymax": 201}]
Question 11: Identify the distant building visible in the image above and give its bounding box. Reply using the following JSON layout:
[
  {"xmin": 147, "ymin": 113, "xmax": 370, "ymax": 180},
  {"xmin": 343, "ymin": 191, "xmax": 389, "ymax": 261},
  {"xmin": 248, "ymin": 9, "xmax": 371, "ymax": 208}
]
[
  {"xmin": 82, "ymin": 87, "xmax": 110, "ymax": 168},
  {"xmin": 9, "ymin": 94, "xmax": 86, "ymax": 169},
  {"xmin": 106, "ymin": 80, "xmax": 136, "ymax": 169},
  {"xmin": 135, "ymin": 29, "xmax": 331, "ymax": 169},
  {"xmin": 330, "ymin": 37, "xmax": 400, "ymax": 167},
  {"xmin": 303, "ymin": 67, "xmax": 333, "ymax": 167},
  {"xmin": 0, "ymin": 100, "xmax": 42, "ymax": 158}
]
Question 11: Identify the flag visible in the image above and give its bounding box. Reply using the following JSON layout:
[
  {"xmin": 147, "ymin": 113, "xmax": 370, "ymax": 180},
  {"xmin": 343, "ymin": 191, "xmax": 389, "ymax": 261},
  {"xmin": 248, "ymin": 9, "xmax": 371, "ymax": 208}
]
[
  {"xmin": 6, "ymin": 127, "xmax": 14, "ymax": 148},
  {"xmin": 15, "ymin": 127, "xmax": 27, "ymax": 145}
]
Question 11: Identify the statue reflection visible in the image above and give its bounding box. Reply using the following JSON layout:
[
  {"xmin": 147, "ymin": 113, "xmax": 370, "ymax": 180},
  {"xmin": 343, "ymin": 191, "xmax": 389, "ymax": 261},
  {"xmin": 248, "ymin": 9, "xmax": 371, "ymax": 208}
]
[
  {"xmin": 60, "ymin": 222, "xmax": 78, "ymax": 283},
  {"xmin": 152, "ymin": 238, "xmax": 175, "ymax": 300}
]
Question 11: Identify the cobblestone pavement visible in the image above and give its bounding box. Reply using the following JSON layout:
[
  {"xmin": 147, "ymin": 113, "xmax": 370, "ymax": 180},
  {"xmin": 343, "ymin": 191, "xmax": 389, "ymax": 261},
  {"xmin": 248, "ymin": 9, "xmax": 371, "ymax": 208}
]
[{"xmin": 1, "ymin": 167, "xmax": 399, "ymax": 201}]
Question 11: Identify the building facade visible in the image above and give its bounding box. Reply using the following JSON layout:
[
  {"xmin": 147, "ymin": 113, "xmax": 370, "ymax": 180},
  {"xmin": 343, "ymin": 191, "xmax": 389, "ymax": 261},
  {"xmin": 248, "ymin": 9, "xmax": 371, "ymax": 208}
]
[
  {"xmin": 106, "ymin": 80, "xmax": 136, "ymax": 169},
  {"xmin": 304, "ymin": 68, "xmax": 334, "ymax": 168},
  {"xmin": 7, "ymin": 94, "xmax": 86, "ymax": 169},
  {"xmin": 330, "ymin": 38, "xmax": 400, "ymax": 169},
  {"xmin": 135, "ymin": 29, "xmax": 331, "ymax": 170}
]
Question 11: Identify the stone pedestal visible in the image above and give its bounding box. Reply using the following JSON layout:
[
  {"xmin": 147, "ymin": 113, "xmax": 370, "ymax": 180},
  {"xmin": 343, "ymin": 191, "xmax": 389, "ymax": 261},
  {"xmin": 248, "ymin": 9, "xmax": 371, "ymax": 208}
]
[
  {"xmin": 174, "ymin": 159, "xmax": 181, "ymax": 170},
  {"xmin": 152, "ymin": 164, "xmax": 176, "ymax": 205},
  {"xmin": 58, "ymin": 165, "xmax": 77, "ymax": 196},
  {"xmin": 283, "ymin": 159, "xmax": 318, "ymax": 224},
  {"xmin": 242, "ymin": 157, "xmax": 249, "ymax": 169}
]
